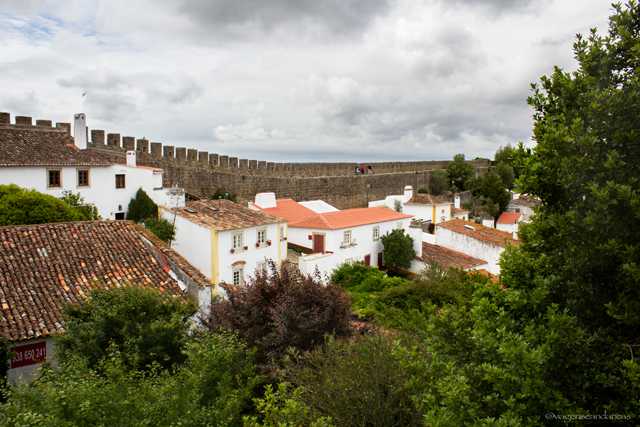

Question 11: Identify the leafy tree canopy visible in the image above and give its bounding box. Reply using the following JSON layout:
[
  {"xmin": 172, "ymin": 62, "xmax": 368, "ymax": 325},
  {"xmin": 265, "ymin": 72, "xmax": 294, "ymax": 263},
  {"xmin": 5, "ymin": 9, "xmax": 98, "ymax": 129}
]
[
  {"xmin": 469, "ymin": 171, "xmax": 511, "ymax": 215},
  {"xmin": 126, "ymin": 188, "xmax": 158, "ymax": 222},
  {"xmin": 494, "ymin": 143, "xmax": 516, "ymax": 165},
  {"xmin": 446, "ymin": 153, "xmax": 475, "ymax": 191},
  {"xmin": 0, "ymin": 184, "xmax": 83, "ymax": 226},
  {"xmin": 495, "ymin": 161, "xmax": 515, "ymax": 190},
  {"xmin": 55, "ymin": 286, "xmax": 197, "ymax": 372},
  {"xmin": 60, "ymin": 190, "xmax": 101, "ymax": 220},
  {"xmin": 380, "ymin": 228, "xmax": 415, "ymax": 271},
  {"xmin": 144, "ymin": 216, "xmax": 176, "ymax": 245},
  {"xmin": 429, "ymin": 168, "xmax": 449, "ymax": 196}
]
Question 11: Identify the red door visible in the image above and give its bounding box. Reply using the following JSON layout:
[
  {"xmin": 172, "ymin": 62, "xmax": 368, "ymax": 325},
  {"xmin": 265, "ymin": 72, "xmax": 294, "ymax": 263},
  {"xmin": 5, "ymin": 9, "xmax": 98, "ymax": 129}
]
[
  {"xmin": 313, "ymin": 235, "xmax": 324, "ymax": 254},
  {"xmin": 364, "ymin": 254, "xmax": 371, "ymax": 266},
  {"xmin": 377, "ymin": 252, "xmax": 383, "ymax": 268}
]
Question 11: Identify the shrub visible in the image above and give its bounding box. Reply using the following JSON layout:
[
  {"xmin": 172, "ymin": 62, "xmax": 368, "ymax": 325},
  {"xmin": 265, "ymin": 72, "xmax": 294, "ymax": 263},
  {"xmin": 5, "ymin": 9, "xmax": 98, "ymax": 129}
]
[
  {"xmin": 55, "ymin": 286, "xmax": 197, "ymax": 372},
  {"xmin": 144, "ymin": 216, "xmax": 176, "ymax": 244},
  {"xmin": 210, "ymin": 187, "xmax": 237, "ymax": 203},
  {"xmin": 202, "ymin": 261, "xmax": 353, "ymax": 373},
  {"xmin": 380, "ymin": 228, "xmax": 415, "ymax": 271},
  {"xmin": 60, "ymin": 190, "xmax": 101, "ymax": 220},
  {"xmin": 417, "ymin": 188, "xmax": 429, "ymax": 194},
  {"xmin": 275, "ymin": 333, "xmax": 422, "ymax": 426},
  {"xmin": 0, "ymin": 184, "xmax": 83, "ymax": 226},
  {"xmin": 126, "ymin": 188, "xmax": 158, "ymax": 222}
]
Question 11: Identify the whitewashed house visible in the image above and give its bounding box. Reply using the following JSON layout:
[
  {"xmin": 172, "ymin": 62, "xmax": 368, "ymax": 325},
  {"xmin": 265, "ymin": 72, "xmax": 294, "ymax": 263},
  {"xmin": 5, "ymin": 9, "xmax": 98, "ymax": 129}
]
[
  {"xmin": 496, "ymin": 212, "xmax": 523, "ymax": 233},
  {"xmin": 412, "ymin": 241, "xmax": 490, "ymax": 274},
  {"xmin": 433, "ymin": 219, "xmax": 520, "ymax": 275},
  {"xmin": 507, "ymin": 195, "xmax": 540, "ymax": 221},
  {"xmin": 161, "ymin": 199, "xmax": 287, "ymax": 293},
  {"xmin": 451, "ymin": 196, "xmax": 470, "ymax": 221},
  {"xmin": 0, "ymin": 221, "xmax": 213, "ymax": 384},
  {"xmin": 0, "ymin": 113, "xmax": 167, "ymax": 220},
  {"xmin": 402, "ymin": 192, "xmax": 453, "ymax": 225},
  {"xmin": 368, "ymin": 185, "xmax": 414, "ymax": 209}
]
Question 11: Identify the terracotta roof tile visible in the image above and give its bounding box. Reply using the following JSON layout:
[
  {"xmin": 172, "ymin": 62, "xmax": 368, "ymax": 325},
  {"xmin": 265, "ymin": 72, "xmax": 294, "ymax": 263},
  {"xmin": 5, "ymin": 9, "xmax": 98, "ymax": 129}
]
[
  {"xmin": 451, "ymin": 207, "xmax": 469, "ymax": 215},
  {"xmin": 509, "ymin": 196, "xmax": 541, "ymax": 208},
  {"xmin": 405, "ymin": 194, "xmax": 452, "ymax": 205},
  {"xmin": 436, "ymin": 219, "xmax": 520, "ymax": 248},
  {"xmin": 165, "ymin": 199, "xmax": 284, "ymax": 232},
  {"xmin": 0, "ymin": 221, "xmax": 210, "ymax": 342},
  {"xmin": 419, "ymin": 242, "xmax": 487, "ymax": 269},
  {"xmin": 0, "ymin": 128, "xmax": 112, "ymax": 166},
  {"xmin": 497, "ymin": 212, "xmax": 523, "ymax": 224},
  {"xmin": 252, "ymin": 199, "xmax": 318, "ymax": 222},
  {"xmin": 289, "ymin": 207, "xmax": 413, "ymax": 230}
]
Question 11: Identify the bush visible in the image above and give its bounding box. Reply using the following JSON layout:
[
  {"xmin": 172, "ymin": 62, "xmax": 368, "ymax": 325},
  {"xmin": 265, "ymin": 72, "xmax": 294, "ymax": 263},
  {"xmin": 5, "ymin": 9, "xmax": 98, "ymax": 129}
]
[
  {"xmin": 126, "ymin": 188, "xmax": 158, "ymax": 222},
  {"xmin": 210, "ymin": 187, "xmax": 237, "ymax": 203},
  {"xmin": 417, "ymin": 188, "xmax": 429, "ymax": 194},
  {"xmin": 275, "ymin": 333, "xmax": 422, "ymax": 426},
  {"xmin": 202, "ymin": 261, "xmax": 353, "ymax": 373},
  {"xmin": 144, "ymin": 216, "xmax": 176, "ymax": 244},
  {"xmin": 55, "ymin": 286, "xmax": 197, "ymax": 372},
  {"xmin": 380, "ymin": 228, "xmax": 415, "ymax": 271},
  {"xmin": 2, "ymin": 333, "xmax": 259, "ymax": 427},
  {"xmin": 60, "ymin": 190, "xmax": 101, "ymax": 220},
  {"xmin": 0, "ymin": 184, "xmax": 83, "ymax": 226}
]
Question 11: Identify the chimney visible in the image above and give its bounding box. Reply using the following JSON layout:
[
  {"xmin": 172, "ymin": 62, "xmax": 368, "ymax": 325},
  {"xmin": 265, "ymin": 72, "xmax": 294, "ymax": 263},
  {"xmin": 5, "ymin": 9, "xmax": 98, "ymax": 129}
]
[
  {"xmin": 403, "ymin": 185, "xmax": 413, "ymax": 201},
  {"xmin": 167, "ymin": 187, "xmax": 186, "ymax": 208},
  {"xmin": 255, "ymin": 192, "xmax": 277, "ymax": 208},
  {"xmin": 73, "ymin": 113, "xmax": 87, "ymax": 149},
  {"xmin": 126, "ymin": 150, "xmax": 137, "ymax": 167},
  {"xmin": 512, "ymin": 231, "xmax": 518, "ymax": 240},
  {"xmin": 454, "ymin": 195, "xmax": 460, "ymax": 209}
]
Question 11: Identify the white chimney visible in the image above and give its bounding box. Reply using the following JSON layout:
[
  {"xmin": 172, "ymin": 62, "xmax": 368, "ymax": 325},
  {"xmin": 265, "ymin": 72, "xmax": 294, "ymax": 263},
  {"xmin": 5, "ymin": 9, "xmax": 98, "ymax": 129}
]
[
  {"xmin": 513, "ymin": 231, "xmax": 518, "ymax": 240},
  {"xmin": 73, "ymin": 113, "xmax": 87, "ymax": 149},
  {"xmin": 166, "ymin": 187, "xmax": 186, "ymax": 208},
  {"xmin": 403, "ymin": 185, "xmax": 413, "ymax": 202},
  {"xmin": 454, "ymin": 195, "xmax": 460, "ymax": 209},
  {"xmin": 255, "ymin": 192, "xmax": 277, "ymax": 208},
  {"xmin": 126, "ymin": 150, "xmax": 136, "ymax": 167}
]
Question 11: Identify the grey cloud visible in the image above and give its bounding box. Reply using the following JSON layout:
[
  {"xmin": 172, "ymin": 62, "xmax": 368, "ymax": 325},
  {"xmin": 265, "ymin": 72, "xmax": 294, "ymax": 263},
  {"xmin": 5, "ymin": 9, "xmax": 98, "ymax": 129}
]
[
  {"xmin": 144, "ymin": 70, "xmax": 204, "ymax": 105},
  {"xmin": 0, "ymin": 91, "xmax": 39, "ymax": 116},
  {"xmin": 177, "ymin": 0, "xmax": 391, "ymax": 39},
  {"xmin": 57, "ymin": 69, "xmax": 130, "ymax": 91},
  {"xmin": 440, "ymin": 0, "xmax": 541, "ymax": 16},
  {"xmin": 83, "ymin": 92, "xmax": 138, "ymax": 123}
]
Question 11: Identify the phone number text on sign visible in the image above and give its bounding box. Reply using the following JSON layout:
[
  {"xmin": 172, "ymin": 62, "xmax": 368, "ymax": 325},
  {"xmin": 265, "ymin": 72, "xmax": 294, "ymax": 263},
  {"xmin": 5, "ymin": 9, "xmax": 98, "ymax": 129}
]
[{"xmin": 11, "ymin": 341, "xmax": 46, "ymax": 368}]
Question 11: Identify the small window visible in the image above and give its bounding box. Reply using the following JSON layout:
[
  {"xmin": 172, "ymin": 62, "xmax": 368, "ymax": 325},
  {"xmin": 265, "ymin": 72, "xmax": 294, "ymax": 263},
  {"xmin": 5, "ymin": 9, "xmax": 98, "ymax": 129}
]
[
  {"xmin": 115, "ymin": 174, "xmax": 125, "ymax": 189},
  {"xmin": 257, "ymin": 261, "xmax": 267, "ymax": 272},
  {"xmin": 232, "ymin": 233, "xmax": 243, "ymax": 250},
  {"xmin": 48, "ymin": 169, "xmax": 62, "ymax": 188},
  {"xmin": 397, "ymin": 222, "xmax": 402, "ymax": 229},
  {"xmin": 343, "ymin": 231, "xmax": 351, "ymax": 245},
  {"xmin": 257, "ymin": 228, "xmax": 266, "ymax": 245},
  {"xmin": 233, "ymin": 268, "xmax": 244, "ymax": 286},
  {"xmin": 77, "ymin": 169, "xmax": 89, "ymax": 187},
  {"xmin": 373, "ymin": 226, "xmax": 380, "ymax": 241}
]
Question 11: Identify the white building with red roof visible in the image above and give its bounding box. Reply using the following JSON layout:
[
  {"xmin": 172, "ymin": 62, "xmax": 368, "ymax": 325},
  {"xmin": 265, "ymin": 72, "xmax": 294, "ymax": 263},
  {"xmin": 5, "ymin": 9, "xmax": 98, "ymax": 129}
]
[
  {"xmin": 496, "ymin": 212, "xmax": 523, "ymax": 233},
  {"xmin": 0, "ymin": 112, "xmax": 168, "ymax": 220}
]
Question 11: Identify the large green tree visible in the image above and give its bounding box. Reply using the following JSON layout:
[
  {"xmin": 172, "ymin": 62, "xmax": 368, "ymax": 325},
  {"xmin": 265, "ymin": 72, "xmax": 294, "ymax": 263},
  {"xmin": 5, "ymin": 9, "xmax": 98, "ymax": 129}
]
[
  {"xmin": 380, "ymin": 228, "xmax": 415, "ymax": 271},
  {"xmin": 429, "ymin": 168, "xmax": 449, "ymax": 195},
  {"xmin": 446, "ymin": 153, "xmax": 476, "ymax": 191},
  {"xmin": 401, "ymin": 3, "xmax": 640, "ymax": 423},
  {"xmin": 126, "ymin": 188, "xmax": 158, "ymax": 222},
  {"xmin": 0, "ymin": 184, "xmax": 83, "ymax": 226}
]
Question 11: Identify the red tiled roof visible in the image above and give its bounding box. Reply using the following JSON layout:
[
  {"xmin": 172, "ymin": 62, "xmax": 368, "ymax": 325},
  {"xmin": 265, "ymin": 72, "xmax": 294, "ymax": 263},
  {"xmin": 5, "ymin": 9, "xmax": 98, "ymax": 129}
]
[
  {"xmin": 289, "ymin": 207, "xmax": 413, "ymax": 230},
  {"xmin": 451, "ymin": 207, "xmax": 469, "ymax": 215},
  {"xmin": 0, "ymin": 221, "xmax": 210, "ymax": 342},
  {"xmin": 418, "ymin": 242, "xmax": 487, "ymax": 270},
  {"xmin": 405, "ymin": 194, "xmax": 452, "ymax": 205},
  {"xmin": 166, "ymin": 199, "xmax": 284, "ymax": 232},
  {"xmin": 436, "ymin": 219, "xmax": 520, "ymax": 248},
  {"xmin": 0, "ymin": 128, "xmax": 112, "ymax": 166},
  {"xmin": 497, "ymin": 212, "xmax": 523, "ymax": 224},
  {"xmin": 252, "ymin": 199, "xmax": 318, "ymax": 222},
  {"xmin": 476, "ymin": 269, "xmax": 500, "ymax": 284}
]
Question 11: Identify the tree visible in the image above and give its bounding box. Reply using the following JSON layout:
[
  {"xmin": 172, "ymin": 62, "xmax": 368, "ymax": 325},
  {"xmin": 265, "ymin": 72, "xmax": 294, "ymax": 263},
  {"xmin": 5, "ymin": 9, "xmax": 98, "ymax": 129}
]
[
  {"xmin": 55, "ymin": 286, "xmax": 197, "ymax": 372},
  {"xmin": 60, "ymin": 190, "xmax": 101, "ymax": 220},
  {"xmin": 470, "ymin": 171, "xmax": 511, "ymax": 215},
  {"xmin": 495, "ymin": 161, "xmax": 515, "ymax": 190},
  {"xmin": 202, "ymin": 261, "xmax": 353, "ymax": 373},
  {"xmin": 446, "ymin": 154, "xmax": 475, "ymax": 191},
  {"xmin": 494, "ymin": 143, "xmax": 516, "ymax": 166},
  {"xmin": 210, "ymin": 186, "xmax": 237, "ymax": 203},
  {"xmin": 126, "ymin": 188, "xmax": 158, "ymax": 222},
  {"xmin": 429, "ymin": 168, "xmax": 449, "ymax": 195},
  {"xmin": 393, "ymin": 198, "xmax": 402, "ymax": 212},
  {"xmin": 0, "ymin": 184, "xmax": 83, "ymax": 226},
  {"xmin": 143, "ymin": 216, "xmax": 176, "ymax": 245},
  {"xmin": 380, "ymin": 228, "xmax": 415, "ymax": 271}
]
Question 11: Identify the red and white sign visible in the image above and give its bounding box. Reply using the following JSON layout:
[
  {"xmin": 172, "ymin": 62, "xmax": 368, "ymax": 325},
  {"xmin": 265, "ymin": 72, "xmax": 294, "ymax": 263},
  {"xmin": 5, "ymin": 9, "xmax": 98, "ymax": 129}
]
[{"xmin": 11, "ymin": 341, "xmax": 46, "ymax": 369}]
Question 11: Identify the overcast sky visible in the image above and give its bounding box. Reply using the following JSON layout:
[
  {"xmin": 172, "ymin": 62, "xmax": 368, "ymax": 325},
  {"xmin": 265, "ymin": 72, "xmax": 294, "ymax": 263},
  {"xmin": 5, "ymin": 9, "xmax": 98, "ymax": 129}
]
[{"xmin": 0, "ymin": 0, "xmax": 614, "ymax": 162}]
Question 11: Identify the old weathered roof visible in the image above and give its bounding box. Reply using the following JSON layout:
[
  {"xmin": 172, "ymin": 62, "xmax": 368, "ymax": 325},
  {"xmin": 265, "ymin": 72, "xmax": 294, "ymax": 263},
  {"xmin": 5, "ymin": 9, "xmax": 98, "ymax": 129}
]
[
  {"xmin": 509, "ymin": 195, "xmax": 541, "ymax": 208},
  {"xmin": 451, "ymin": 207, "xmax": 470, "ymax": 215},
  {"xmin": 436, "ymin": 219, "xmax": 520, "ymax": 248},
  {"xmin": 405, "ymin": 194, "xmax": 452, "ymax": 205},
  {"xmin": 166, "ymin": 199, "xmax": 284, "ymax": 232},
  {"xmin": 250, "ymin": 198, "xmax": 317, "ymax": 222},
  {"xmin": 0, "ymin": 221, "xmax": 211, "ymax": 342},
  {"xmin": 0, "ymin": 128, "xmax": 112, "ymax": 166},
  {"xmin": 418, "ymin": 242, "xmax": 487, "ymax": 270},
  {"xmin": 289, "ymin": 207, "xmax": 413, "ymax": 230}
]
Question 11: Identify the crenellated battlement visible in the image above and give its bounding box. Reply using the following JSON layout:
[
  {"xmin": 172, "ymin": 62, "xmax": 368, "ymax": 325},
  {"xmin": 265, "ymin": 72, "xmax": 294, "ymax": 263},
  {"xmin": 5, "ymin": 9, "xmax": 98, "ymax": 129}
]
[{"xmin": 0, "ymin": 112, "xmax": 490, "ymax": 208}]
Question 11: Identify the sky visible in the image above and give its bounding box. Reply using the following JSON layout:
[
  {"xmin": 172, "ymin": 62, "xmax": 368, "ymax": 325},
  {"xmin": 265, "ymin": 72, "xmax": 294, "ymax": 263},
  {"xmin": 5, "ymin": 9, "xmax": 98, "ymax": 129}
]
[{"xmin": 0, "ymin": 0, "xmax": 615, "ymax": 163}]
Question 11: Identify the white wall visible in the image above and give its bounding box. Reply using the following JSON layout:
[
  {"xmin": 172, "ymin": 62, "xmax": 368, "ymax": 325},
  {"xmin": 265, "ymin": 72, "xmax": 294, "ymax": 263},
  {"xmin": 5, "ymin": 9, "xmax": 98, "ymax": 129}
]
[
  {"xmin": 298, "ymin": 252, "xmax": 336, "ymax": 276},
  {"xmin": 162, "ymin": 209, "xmax": 213, "ymax": 279},
  {"xmin": 0, "ymin": 165, "xmax": 167, "ymax": 220},
  {"xmin": 7, "ymin": 337, "xmax": 56, "ymax": 384},
  {"xmin": 496, "ymin": 222, "xmax": 518, "ymax": 233},
  {"xmin": 403, "ymin": 203, "xmax": 451, "ymax": 224},
  {"xmin": 299, "ymin": 200, "xmax": 339, "ymax": 213},
  {"xmin": 435, "ymin": 227, "xmax": 505, "ymax": 274}
]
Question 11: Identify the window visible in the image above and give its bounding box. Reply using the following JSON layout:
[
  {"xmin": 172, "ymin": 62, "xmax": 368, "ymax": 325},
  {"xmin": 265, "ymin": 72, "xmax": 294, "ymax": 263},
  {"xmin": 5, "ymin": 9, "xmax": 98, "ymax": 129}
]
[
  {"xmin": 47, "ymin": 169, "xmax": 61, "ymax": 188},
  {"xmin": 257, "ymin": 261, "xmax": 267, "ymax": 272},
  {"xmin": 397, "ymin": 222, "xmax": 403, "ymax": 229},
  {"xmin": 373, "ymin": 226, "xmax": 380, "ymax": 241},
  {"xmin": 343, "ymin": 231, "xmax": 351, "ymax": 245},
  {"xmin": 233, "ymin": 267, "xmax": 244, "ymax": 286},
  {"xmin": 232, "ymin": 233, "xmax": 243, "ymax": 250},
  {"xmin": 77, "ymin": 169, "xmax": 89, "ymax": 187},
  {"xmin": 115, "ymin": 174, "xmax": 125, "ymax": 189},
  {"xmin": 257, "ymin": 228, "xmax": 266, "ymax": 245}
]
